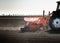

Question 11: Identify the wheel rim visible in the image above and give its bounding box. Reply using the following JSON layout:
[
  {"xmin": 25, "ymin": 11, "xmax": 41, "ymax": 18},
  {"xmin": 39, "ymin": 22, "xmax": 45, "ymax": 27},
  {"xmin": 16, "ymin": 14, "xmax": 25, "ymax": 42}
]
[{"xmin": 52, "ymin": 18, "xmax": 60, "ymax": 28}]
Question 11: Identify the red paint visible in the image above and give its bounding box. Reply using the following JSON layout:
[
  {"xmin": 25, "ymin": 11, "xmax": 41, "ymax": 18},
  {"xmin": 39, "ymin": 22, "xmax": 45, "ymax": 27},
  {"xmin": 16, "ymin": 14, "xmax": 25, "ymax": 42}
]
[{"xmin": 24, "ymin": 16, "xmax": 50, "ymax": 30}]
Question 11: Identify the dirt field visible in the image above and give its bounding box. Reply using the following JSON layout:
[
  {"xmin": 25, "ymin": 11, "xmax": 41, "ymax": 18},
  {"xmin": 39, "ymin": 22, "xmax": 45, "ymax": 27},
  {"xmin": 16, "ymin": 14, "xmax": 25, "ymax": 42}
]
[
  {"xmin": 0, "ymin": 16, "xmax": 24, "ymax": 30},
  {"xmin": 0, "ymin": 30, "xmax": 60, "ymax": 43},
  {"xmin": 0, "ymin": 16, "xmax": 60, "ymax": 43}
]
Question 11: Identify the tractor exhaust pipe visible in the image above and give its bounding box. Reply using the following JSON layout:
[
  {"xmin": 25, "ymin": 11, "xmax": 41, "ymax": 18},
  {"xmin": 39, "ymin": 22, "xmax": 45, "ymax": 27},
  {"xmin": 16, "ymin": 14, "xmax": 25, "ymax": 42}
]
[{"xmin": 43, "ymin": 10, "xmax": 45, "ymax": 17}]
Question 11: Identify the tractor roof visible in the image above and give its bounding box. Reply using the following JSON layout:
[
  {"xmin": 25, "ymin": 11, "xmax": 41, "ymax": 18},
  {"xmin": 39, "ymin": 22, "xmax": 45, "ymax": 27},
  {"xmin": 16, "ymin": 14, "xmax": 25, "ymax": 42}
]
[{"xmin": 57, "ymin": 1, "xmax": 60, "ymax": 3}]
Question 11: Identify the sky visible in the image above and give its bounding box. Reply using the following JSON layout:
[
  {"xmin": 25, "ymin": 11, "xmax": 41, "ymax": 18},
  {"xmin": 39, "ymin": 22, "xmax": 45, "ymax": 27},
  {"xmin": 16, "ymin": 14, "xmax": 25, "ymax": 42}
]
[{"xmin": 0, "ymin": 0, "xmax": 59, "ymax": 16}]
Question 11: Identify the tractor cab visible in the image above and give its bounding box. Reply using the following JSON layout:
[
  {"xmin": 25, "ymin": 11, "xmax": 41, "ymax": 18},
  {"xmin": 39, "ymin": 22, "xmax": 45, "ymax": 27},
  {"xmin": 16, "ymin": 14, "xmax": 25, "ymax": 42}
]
[{"xmin": 56, "ymin": 1, "xmax": 60, "ymax": 10}]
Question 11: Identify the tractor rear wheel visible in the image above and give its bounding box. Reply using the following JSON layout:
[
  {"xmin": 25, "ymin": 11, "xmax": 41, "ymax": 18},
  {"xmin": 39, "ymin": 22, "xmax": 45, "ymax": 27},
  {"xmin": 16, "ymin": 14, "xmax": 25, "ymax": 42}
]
[{"xmin": 49, "ymin": 17, "xmax": 60, "ymax": 30}]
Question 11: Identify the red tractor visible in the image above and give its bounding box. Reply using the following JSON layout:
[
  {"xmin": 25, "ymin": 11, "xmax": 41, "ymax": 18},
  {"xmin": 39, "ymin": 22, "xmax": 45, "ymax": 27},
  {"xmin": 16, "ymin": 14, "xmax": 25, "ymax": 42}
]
[{"xmin": 21, "ymin": 15, "xmax": 50, "ymax": 32}]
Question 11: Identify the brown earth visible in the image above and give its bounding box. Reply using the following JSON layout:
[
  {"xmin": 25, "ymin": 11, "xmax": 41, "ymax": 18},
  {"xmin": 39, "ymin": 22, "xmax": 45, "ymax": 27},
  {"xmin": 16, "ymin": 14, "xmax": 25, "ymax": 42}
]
[
  {"xmin": 0, "ymin": 30, "xmax": 60, "ymax": 43},
  {"xmin": 0, "ymin": 16, "xmax": 60, "ymax": 43}
]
